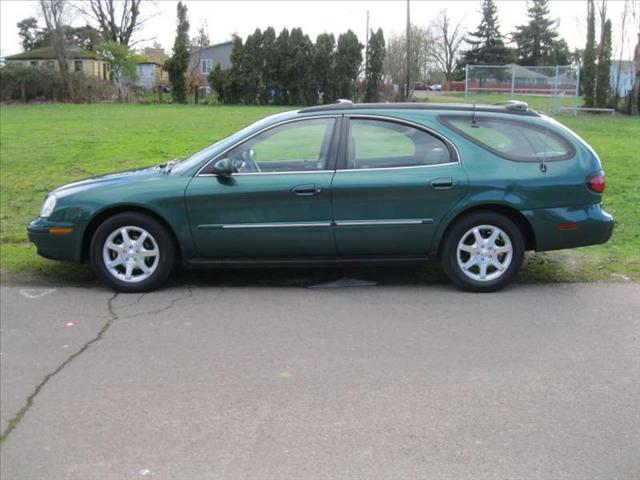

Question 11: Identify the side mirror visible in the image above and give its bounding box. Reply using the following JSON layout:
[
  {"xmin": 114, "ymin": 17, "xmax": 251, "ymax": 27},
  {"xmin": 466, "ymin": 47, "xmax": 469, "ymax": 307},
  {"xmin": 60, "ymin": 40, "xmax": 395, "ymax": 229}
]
[{"xmin": 211, "ymin": 158, "xmax": 233, "ymax": 176}]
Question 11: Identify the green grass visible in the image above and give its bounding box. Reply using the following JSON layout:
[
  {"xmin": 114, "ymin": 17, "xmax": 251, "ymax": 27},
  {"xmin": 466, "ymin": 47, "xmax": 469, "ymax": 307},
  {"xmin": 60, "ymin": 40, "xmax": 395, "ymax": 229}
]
[{"xmin": 0, "ymin": 103, "xmax": 638, "ymax": 285}]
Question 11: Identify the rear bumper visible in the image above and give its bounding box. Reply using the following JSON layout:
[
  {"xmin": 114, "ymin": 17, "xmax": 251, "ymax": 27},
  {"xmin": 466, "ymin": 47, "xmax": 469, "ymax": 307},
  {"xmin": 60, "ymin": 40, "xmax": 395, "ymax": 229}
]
[
  {"xmin": 27, "ymin": 218, "xmax": 82, "ymax": 262},
  {"xmin": 523, "ymin": 203, "xmax": 614, "ymax": 252}
]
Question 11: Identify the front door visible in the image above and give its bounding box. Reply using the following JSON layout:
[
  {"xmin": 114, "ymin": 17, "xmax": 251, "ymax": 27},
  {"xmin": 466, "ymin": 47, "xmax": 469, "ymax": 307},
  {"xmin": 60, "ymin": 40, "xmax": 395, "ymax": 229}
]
[
  {"xmin": 186, "ymin": 117, "xmax": 338, "ymax": 258},
  {"xmin": 331, "ymin": 117, "xmax": 469, "ymax": 256}
]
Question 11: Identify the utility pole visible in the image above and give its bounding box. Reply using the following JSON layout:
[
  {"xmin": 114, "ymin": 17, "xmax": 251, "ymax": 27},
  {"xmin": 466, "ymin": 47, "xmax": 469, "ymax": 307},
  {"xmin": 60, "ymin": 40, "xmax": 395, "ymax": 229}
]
[{"xmin": 405, "ymin": 0, "xmax": 411, "ymax": 101}]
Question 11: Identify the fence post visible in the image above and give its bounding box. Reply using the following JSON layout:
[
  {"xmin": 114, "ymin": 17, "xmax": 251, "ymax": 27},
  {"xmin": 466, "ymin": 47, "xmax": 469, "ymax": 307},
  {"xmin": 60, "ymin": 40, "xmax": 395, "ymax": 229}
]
[
  {"xmin": 87, "ymin": 84, "xmax": 92, "ymax": 104},
  {"xmin": 510, "ymin": 63, "xmax": 515, "ymax": 100},
  {"xmin": 464, "ymin": 64, "xmax": 469, "ymax": 103},
  {"xmin": 20, "ymin": 79, "xmax": 26, "ymax": 103},
  {"xmin": 158, "ymin": 85, "xmax": 163, "ymax": 103},
  {"xmin": 552, "ymin": 65, "xmax": 559, "ymax": 114}
]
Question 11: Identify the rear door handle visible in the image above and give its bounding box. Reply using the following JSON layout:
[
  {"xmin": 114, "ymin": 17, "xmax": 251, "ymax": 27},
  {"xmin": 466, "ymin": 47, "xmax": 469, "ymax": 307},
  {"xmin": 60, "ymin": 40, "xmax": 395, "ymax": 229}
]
[
  {"xmin": 430, "ymin": 177, "xmax": 454, "ymax": 190},
  {"xmin": 291, "ymin": 184, "xmax": 322, "ymax": 196}
]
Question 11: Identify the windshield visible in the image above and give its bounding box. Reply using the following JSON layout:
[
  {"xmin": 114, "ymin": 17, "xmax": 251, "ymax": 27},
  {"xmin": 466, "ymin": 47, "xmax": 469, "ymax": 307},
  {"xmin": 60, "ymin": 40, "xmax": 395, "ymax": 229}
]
[{"xmin": 169, "ymin": 112, "xmax": 295, "ymax": 175}]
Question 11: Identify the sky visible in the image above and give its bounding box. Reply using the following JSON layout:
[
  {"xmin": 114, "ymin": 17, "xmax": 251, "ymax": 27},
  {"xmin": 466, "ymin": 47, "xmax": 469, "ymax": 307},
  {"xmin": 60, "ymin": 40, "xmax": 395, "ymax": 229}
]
[{"xmin": 0, "ymin": 0, "xmax": 636, "ymax": 62}]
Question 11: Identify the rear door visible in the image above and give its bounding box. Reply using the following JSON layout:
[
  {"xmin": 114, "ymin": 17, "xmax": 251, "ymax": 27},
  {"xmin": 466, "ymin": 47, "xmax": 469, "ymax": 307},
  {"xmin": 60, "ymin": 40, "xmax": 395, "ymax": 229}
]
[
  {"xmin": 185, "ymin": 116, "xmax": 339, "ymax": 258},
  {"xmin": 330, "ymin": 116, "xmax": 469, "ymax": 256}
]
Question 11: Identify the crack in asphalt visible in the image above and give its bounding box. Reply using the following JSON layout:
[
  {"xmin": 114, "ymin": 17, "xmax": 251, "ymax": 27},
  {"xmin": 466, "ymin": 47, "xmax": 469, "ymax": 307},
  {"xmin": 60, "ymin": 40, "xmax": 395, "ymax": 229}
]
[
  {"xmin": 0, "ymin": 287, "xmax": 195, "ymax": 444},
  {"xmin": 0, "ymin": 292, "xmax": 120, "ymax": 444}
]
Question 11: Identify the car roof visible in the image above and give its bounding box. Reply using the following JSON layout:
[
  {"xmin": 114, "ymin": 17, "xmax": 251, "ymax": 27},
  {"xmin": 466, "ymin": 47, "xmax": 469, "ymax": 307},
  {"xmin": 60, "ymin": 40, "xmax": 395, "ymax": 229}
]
[{"xmin": 299, "ymin": 100, "xmax": 540, "ymax": 117}]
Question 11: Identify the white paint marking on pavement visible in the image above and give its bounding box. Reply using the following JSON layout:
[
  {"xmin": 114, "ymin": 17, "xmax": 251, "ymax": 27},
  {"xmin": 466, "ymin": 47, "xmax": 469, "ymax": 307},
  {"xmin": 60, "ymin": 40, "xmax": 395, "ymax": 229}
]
[
  {"xmin": 19, "ymin": 288, "xmax": 56, "ymax": 299},
  {"xmin": 139, "ymin": 468, "xmax": 152, "ymax": 476}
]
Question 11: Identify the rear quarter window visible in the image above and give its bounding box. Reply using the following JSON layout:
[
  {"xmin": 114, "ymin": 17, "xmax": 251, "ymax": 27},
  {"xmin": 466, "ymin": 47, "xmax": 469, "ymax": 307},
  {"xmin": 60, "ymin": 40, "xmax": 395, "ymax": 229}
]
[{"xmin": 439, "ymin": 115, "xmax": 575, "ymax": 162}]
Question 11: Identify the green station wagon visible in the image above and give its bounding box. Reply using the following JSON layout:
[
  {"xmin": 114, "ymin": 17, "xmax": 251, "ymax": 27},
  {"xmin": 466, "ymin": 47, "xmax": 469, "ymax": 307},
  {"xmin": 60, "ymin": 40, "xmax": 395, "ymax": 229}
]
[{"xmin": 28, "ymin": 101, "xmax": 613, "ymax": 292}]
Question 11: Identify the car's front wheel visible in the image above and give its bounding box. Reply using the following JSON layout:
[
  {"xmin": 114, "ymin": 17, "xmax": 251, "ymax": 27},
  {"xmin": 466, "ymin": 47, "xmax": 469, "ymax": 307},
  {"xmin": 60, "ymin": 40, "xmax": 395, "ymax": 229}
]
[
  {"xmin": 90, "ymin": 212, "xmax": 175, "ymax": 292},
  {"xmin": 441, "ymin": 211, "xmax": 525, "ymax": 292}
]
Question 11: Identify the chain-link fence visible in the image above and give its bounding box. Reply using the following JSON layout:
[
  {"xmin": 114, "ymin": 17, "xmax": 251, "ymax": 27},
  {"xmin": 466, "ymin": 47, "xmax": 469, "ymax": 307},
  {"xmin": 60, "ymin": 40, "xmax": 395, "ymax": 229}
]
[{"xmin": 463, "ymin": 64, "xmax": 580, "ymax": 114}]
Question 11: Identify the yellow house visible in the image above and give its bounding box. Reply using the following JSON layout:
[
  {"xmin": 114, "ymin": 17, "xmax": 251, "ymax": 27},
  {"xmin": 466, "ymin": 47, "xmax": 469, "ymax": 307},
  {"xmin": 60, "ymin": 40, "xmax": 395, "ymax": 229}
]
[{"xmin": 4, "ymin": 46, "xmax": 111, "ymax": 80}]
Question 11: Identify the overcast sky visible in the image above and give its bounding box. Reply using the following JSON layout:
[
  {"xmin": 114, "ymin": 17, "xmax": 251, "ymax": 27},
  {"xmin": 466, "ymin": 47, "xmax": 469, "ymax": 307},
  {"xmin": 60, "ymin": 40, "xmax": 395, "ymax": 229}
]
[{"xmin": 0, "ymin": 0, "xmax": 636, "ymax": 62}]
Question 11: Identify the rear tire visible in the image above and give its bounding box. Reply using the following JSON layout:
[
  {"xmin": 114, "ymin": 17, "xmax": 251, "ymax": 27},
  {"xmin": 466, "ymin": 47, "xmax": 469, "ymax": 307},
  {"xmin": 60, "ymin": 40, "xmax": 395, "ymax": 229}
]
[
  {"xmin": 90, "ymin": 212, "xmax": 175, "ymax": 293},
  {"xmin": 441, "ymin": 211, "xmax": 524, "ymax": 292}
]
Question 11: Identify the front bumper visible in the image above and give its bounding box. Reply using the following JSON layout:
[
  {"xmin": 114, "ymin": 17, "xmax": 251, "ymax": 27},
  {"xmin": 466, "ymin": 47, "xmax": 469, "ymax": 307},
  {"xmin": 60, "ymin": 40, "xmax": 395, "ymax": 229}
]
[
  {"xmin": 523, "ymin": 203, "xmax": 614, "ymax": 252},
  {"xmin": 27, "ymin": 218, "xmax": 83, "ymax": 262}
]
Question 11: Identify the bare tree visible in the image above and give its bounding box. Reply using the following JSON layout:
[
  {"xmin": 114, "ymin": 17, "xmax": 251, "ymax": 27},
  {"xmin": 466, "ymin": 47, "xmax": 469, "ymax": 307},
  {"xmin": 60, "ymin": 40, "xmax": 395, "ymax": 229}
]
[
  {"xmin": 613, "ymin": 1, "xmax": 629, "ymax": 107},
  {"xmin": 384, "ymin": 25, "xmax": 433, "ymax": 100},
  {"xmin": 430, "ymin": 9, "xmax": 465, "ymax": 86},
  {"xmin": 40, "ymin": 0, "xmax": 73, "ymax": 99},
  {"xmin": 187, "ymin": 22, "xmax": 210, "ymax": 100},
  {"xmin": 79, "ymin": 0, "xmax": 148, "ymax": 46}
]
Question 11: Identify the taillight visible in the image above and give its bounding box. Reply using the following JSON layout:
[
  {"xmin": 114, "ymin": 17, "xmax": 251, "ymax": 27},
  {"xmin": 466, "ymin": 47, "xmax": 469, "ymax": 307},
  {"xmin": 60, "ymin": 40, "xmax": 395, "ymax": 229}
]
[{"xmin": 586, "ymin": 172, "xmax": 605, "ymax": 193}]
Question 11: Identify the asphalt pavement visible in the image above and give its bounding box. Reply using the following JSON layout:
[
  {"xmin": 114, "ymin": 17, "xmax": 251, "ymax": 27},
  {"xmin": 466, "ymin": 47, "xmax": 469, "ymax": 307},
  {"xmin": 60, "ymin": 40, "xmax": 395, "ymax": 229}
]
[{"xmin": 1, "ymin": 281, "xmax": 639, "ymax": 479}]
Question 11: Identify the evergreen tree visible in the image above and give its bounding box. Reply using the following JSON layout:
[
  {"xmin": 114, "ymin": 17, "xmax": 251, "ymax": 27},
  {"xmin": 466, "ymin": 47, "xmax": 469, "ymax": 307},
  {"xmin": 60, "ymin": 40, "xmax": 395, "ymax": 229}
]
[
  {"xmin": 226, "ymin": 35, "xmax": 246, "ymax": 103},
  {"xmin": 364, "ymin": 28, "xmax": 385, "ymax": 102},
  {"xmin": 164, "ymin": 2, "xmax": 190, "ymax": 104},
  {"xmin": 241, "ymin": 28, "xmax": 263, "ymax": 104},
  {"xmin": 463, "ymin": 0, "xmax": 514, "ymax": 65},
  {"xmin": 274, "ymin": 28, "xmax": 292, "ymax": 104},
  {"xmin": 583, "ymin": 0, "xmax": 596, "ymax": 107},
  {"xmin": 207, "ymin": 63, "xmax": 228, "ymax": 103},
  {"xmin": 595, "ymin": 18, "xmax": 612, "ymax": 107},
  {"xmin": 513, "ymin": 0, "xmax": 569, "ymax": 66},
  {"xmin": 288, "ymin": 28, "xmax": 316, "ymax": 105},
  {"xmin": 336, "ymin": 30, "xmax": 363, "ymax": 99},
  {"xmin": 260, "ymin": 27, "xmax": 278, "ymax": 104},
  {"xmin": 314, "ymin": 33, "xmax": 337, "ymax": 104}
]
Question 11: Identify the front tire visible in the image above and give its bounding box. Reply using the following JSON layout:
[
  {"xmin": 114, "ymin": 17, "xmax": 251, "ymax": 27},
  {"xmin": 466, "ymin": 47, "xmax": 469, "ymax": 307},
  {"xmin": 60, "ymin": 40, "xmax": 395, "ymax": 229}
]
[
  {"xmin": 90, "ymin": 212, "xmax": 175, "ymax": 292},
  {"xmin": 441, "ymin": 211, "xmax": 525, "ymax": 292}
]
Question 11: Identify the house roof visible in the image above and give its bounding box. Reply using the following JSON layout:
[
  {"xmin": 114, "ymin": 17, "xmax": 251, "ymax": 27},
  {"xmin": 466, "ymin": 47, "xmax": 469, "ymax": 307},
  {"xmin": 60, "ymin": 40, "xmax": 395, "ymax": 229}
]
[
  {"xmin": 189, "ymin": 41, "xmax": 233, "ymax": 55},
  {"xmin": 512, "ymin": 65, "xmax": 550, "ymax": 79},
  {"xmin": 5, "ymin": 46, "xmax": 104, "ymax": 61}
]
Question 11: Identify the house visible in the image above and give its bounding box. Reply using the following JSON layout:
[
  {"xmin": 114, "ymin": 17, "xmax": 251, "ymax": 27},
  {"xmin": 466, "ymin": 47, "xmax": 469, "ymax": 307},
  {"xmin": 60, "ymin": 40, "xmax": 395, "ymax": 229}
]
[
  {"xmin": 4, "ymin": 46, "xmax": 110, "ymax": 80},
  {"xmin": 610, "ymin": 61, "xmax": 635, "ymax": 97},
  {"xmin": 512, "ymin": 65, "xmax": 550, "ymax": 87},
  {"xmin": 134, "ymin": 60, "xmax": 169, "ymax": 89},
  {"xmin": 188, "ymin": 41, "xmax": 233, "ymax": 92}
]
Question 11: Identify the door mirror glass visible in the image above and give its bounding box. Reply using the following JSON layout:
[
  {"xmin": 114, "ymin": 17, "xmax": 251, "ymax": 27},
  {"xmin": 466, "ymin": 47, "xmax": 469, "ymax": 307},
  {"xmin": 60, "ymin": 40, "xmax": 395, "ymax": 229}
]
[{"xmin": 211, "ymin": 158, "xmax": 233, "ymax": 176}]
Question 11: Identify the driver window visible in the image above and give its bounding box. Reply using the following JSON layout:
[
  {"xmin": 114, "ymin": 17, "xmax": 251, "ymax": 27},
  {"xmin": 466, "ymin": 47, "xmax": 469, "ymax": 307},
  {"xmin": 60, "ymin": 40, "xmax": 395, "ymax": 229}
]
[{"xmin": 227, "ymin": 118, "xmax": 335, "ymax": 173}]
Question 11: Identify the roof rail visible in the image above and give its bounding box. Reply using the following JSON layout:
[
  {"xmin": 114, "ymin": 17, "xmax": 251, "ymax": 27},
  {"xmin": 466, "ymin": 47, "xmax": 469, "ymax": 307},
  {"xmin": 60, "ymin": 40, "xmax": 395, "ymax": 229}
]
[
  {"xmin": 493, "ymin": 100, "xmax": 529, "ymax": 112},
  {"xmin": 299, "ymin": 101, "xmax": 539, "ymax": 116}
]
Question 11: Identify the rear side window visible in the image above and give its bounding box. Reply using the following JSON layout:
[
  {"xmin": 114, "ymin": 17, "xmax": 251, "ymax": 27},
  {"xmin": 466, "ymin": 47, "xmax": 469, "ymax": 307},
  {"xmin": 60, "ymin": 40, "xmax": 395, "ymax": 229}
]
[
  {"xmin": 345, "ymin": 119, "xmax": 454, "ymax": 170},
  {"xmin": 440, "ymin": 115, "xmax": 575, "ymax": 162}
]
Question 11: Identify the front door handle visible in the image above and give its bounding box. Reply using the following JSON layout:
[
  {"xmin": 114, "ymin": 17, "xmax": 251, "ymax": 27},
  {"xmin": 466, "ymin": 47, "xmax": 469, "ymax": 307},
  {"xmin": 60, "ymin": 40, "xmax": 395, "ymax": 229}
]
[
  {"xmin": 291, "ymin": 184, "xmax": 322, "ymax": 196},
  {"xmin": 430, "ymin": 177, "xmax": 454, "ymax": 190}
]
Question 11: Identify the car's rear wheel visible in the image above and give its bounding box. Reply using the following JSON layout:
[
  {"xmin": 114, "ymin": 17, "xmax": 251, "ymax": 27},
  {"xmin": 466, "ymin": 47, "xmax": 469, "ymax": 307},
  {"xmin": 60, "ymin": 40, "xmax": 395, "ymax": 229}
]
[
  {"xmin": 90, "ymin": 212, "xmax": 174, "ymax": 292},
  {"xmin": 441, "ymin": 211, "xmax": 524, "ymax": 292}
]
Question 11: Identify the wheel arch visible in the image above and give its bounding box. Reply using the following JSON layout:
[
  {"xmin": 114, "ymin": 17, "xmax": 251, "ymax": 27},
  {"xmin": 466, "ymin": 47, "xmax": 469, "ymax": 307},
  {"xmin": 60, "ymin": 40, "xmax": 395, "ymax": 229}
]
[
  {"xmin": 434, "ymin": 204, "xmax": 536, "ymax": 254},
  {"xmin": 81, "ymin": 205, "xmax": 182, "ymax": 263}
]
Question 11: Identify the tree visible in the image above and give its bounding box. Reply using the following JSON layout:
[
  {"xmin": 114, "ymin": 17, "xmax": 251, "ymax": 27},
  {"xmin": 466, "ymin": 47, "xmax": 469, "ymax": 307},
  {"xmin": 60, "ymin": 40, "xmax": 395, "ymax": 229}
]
[
  {"xmin": 164, "ymin": 2, "xmax": 190, "ymax": 103},
  {"xmin": 17, "ymin": 17, "xmax": 44, "ymax": 51},
  {"xmin": 241, "ymin": 28, "xmax": 264, "ymax": 104},
  {"xmin": 384, "ymin": 25, "xmax": 432, "ymax": 98},
  {"xmin": 288, "ymin": 28, "xmax": 316, "ymax": 105},
  {"xmin": 336, "ymin": 30, "xmax": 363, "ymax": 99},
  {"xmin": 207, "ymin": 63, "xmax": 228, "ymax": 102},
  {"xmin": 512, "ymin": 0, "xmax": 569, "ymax": 66},
  {"xmin": 595, "ymin": 17, "xmax": 612, "ymax": 107},
  {"xmin": 40, "ymin": 0, "xmax": 73, "ymax": 99},
  {"xmin": 314, "ymin": 33, "xmax": 337, "ymax": 104},
  {"xmin": 463, "ymin": 0, "xmax": 514, "ymax": 65},
  {"xmin": 364, "ymin": 28, "xmax": 385, "ymax": 102},
  {"xmin": 80, "ymin": 0, "xmax": 146, "ymax": 46},
  {"xmin": 259, "ymin": 27, "xmax": 278, "ymax": 104},
  {"xmin": 141, "ymin": 42, "xmax": 169, "ymax": 64},
  {"xmin": 583, "ymin": 0, "xmax": 597, "ymax": 107},
  {"xmin": 431, "ymin": 10, "xmax": 465, "ymax": 84},
  {"xmin": 274, "ymin": 28, "xmax": 292, "ymax": 104},
  {"xmin": 188, "ymin": 23, "xmax": 210, "ymax": 101},
  {"xmin": 98, "ymin": 42, "xmax": 139, "ymax": 102}
]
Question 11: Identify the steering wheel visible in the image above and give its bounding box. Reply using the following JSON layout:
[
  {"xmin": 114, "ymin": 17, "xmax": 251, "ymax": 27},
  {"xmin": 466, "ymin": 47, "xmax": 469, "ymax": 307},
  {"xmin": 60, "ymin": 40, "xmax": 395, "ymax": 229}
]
[{"xmin": 231, "ymin": 148, "xmax": 260, "ymax": 173}]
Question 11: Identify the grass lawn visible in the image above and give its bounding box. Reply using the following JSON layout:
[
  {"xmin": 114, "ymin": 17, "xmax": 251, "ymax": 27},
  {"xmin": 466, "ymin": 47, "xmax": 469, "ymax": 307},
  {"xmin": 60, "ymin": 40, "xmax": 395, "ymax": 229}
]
[{"xmin": 1, "ymin": 103, "xmax": 638, "ymax": 285}]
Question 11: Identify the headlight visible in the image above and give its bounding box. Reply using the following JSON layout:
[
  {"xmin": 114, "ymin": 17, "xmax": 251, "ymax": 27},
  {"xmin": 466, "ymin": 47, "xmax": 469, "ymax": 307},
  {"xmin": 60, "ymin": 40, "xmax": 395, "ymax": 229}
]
[{"xmin": 40, "ymin": 194, "xmax": 57, "ymax": 218}]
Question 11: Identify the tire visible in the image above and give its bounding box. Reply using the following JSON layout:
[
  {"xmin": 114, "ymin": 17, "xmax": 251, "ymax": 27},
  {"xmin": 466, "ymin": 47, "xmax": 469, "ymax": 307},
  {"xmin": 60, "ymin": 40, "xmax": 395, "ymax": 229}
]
[
  {"xmin": 441, "ymin": 211, "xmax": 525, "ymax": 292},
  {"xmin": 90, "ymin": 212, "xmax": 175, "ymax": 293}
]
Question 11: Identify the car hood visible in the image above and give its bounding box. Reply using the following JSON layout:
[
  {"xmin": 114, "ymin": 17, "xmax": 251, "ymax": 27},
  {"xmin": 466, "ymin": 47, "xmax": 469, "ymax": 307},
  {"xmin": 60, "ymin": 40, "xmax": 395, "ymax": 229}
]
[{"xmin": 52, "ymin": 166, "xmax": 161, "ymax": 197}]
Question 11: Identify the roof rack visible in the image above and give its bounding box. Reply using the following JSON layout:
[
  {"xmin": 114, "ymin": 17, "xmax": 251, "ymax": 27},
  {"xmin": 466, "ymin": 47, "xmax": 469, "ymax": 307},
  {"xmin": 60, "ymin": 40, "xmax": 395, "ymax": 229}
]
[{"xmin": 299, "ymin": 101, "xmax": 539, "ymax": 116}]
